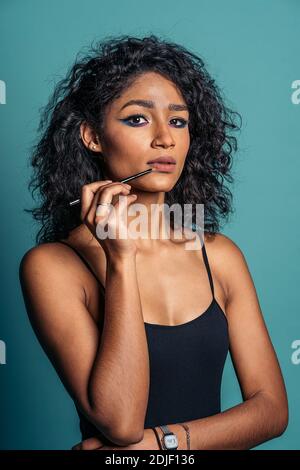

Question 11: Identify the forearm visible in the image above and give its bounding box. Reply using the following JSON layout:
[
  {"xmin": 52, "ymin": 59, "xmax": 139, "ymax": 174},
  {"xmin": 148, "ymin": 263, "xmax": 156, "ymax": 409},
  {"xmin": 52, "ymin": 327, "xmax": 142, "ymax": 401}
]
[
  {"xmin": 88, "ymin": 253, "xmax": 149, "ymax": 439},
  {"xmin": 166, "ymin": 392, "xmax": 287, "ymax": 450}
]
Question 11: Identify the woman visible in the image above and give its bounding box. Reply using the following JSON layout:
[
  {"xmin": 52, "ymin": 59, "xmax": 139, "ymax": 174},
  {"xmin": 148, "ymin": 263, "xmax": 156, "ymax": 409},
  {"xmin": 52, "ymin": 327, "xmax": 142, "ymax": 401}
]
[{"xmin": 19, "ymin": 35, "xmax": 288, "ymax": 450}]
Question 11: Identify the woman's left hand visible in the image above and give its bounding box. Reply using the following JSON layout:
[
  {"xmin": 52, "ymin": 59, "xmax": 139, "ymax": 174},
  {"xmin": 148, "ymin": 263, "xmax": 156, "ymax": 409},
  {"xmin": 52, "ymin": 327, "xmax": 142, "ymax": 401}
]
[{"xmin": 71, "ymin": 428, "xmax": 160, "ymax": 450}]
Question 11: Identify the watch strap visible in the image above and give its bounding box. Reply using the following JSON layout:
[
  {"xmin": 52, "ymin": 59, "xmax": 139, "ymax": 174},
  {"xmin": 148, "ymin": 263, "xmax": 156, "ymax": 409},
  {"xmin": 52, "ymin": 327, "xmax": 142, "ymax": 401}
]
[
  {"xmin": 160, "ymin": 424, "xmax": 172, "ymax": 435},
  {"xmin": 151, "ymin": 427, "xmax": 163, "ymax": 450}
]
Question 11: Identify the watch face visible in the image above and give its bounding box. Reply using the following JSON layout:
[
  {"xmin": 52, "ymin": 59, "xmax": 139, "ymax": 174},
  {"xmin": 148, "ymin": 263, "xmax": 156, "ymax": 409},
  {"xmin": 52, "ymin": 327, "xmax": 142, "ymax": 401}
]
[{"xmin": 164, "ymin": 434, "xmax": 178, "ymax": 449}]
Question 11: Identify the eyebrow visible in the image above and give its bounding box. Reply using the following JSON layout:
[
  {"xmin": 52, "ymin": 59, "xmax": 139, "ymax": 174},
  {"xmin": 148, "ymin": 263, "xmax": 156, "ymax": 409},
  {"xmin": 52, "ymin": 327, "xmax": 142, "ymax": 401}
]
[{"xmin": 120, "ymin": 99, "xmax": 188, "ymax": 112}]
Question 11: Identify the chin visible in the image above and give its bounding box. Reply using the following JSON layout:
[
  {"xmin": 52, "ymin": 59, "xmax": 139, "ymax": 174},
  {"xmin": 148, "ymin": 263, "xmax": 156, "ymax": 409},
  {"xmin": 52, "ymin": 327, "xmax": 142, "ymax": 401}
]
[
  {"xmin": 146, "ymin": 180, "xmax": 178, "ymax": 193},
  {"xmin": 147, "ymin": 173, "xmax": 179, "ymax": 190}
]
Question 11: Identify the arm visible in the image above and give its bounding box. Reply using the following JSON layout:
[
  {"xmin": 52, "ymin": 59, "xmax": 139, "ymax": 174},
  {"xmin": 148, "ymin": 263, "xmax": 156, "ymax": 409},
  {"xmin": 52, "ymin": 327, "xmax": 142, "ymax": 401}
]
[
  {"xmin": 19, "ymin": 243, "xmax": 149, "ymax": 446},
  {"xmin": 71, "ymin": 233, "xmax": 289, "ymax": 451},
  {"xmin": 157, "ymin": 391, "xmax": 287, "ymax": 450},
  {"xmin": 88, "ymin": 251, "xmax": 149, "ymax": 441},
  {"xmin": 164, "ymin": 235, "xmax": 288, "ymax": 450}
]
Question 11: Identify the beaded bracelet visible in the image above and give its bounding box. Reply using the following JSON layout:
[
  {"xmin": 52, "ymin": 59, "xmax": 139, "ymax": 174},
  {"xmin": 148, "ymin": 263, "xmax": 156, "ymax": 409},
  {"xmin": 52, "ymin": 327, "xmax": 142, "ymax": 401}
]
[{"xmin": 178, "ymin": 423, "xmax": 191, "ymax": 450}]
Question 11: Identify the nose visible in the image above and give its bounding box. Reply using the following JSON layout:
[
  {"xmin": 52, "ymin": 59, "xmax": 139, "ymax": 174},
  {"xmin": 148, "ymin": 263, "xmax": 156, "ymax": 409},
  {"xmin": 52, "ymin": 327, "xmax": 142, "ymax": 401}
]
[{"xmin": 151, "ymin": 121, "xmax": 175, "ymax": 149}]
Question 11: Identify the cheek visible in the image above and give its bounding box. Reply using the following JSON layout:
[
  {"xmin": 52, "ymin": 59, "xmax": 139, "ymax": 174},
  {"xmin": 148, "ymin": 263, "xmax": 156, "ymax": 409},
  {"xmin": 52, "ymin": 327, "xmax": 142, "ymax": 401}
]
[
  {"xmin": 103, "ymin": 131, "xmax": 123, "ymax": 153},
  {"xmin": 106, "ymin": 126, "xmax": 147, "ymax": 154},
  {"xmin": 101, "ymin": 128, "xmax": 146, "ymax": 177},
  {"xmin": 183, "ymin": 130, "xmax": 190, "ymax": 148},
  {"xmin": 178, "ymin": 132, "xmax": 190, "ymax": 160}
]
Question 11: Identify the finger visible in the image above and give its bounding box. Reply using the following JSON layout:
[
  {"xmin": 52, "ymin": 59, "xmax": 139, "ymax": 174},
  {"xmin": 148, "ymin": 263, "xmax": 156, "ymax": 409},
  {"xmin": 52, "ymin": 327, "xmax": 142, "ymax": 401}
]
[
  {"xmin": 97, "ymin": 182, "xmax": 132, "ymax": 205},
  {"xmin": 71, "ymin": 442, "xmax": 82, "ymax": 450},
  {"xmin": 89, "ymin": 184, "xmax": 131, "ymax": 222},
  {"xmin": 114, "ymin": 193, "xmax": 138, "ymax": 235},
  {"xmin": 80, "ymin": 436, "xmax": 105, "ymax": 450},
  {"xmin": 80, "ymin": 180, "xmax": 113, "ymax": 221},
  {"xmin": 95, "ymin": 193, "xmax": 138, "ymax": 241},
  {"xmin": 109, "ymin": 193, "xmax": 137, "ymax": 223},
  {"xmin": 95, "ymin": 193, "xmax": 137, "ymax": 230},
  {"xmin": 114, "ymin": 192, "xmax": 138, "ymax": 213},
  {"xmin": 96, "ymin": 445, "xmax": 117, "ymax": 450}
]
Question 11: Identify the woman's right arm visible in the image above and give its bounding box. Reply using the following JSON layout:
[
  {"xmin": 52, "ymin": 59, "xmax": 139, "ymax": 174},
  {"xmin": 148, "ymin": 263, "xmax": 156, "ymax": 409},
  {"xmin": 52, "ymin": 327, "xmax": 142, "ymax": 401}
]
[{"xmin": 19, "ymin": 243, "xmax": 149, "ymax": 446}]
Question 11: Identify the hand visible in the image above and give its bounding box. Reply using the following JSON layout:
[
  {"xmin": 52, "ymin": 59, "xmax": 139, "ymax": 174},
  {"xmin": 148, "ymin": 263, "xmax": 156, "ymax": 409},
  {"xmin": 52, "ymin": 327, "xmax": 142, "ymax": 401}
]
[
  {"xmin": 71, "ymin": 435, "xmax": 105, "ymax": 450},
  {"xmin": 80, "ymin": 180, "xmax": 138, "ymax": 258},
  {"xmin": 71, "ymin": 429, "xmax": 160, "ymax": 451}
]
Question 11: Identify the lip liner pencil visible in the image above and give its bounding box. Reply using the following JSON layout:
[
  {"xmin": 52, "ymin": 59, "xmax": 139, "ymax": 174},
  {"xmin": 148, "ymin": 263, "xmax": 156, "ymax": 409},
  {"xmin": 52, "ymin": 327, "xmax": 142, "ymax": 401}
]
[{"xmin": 69, "ymin": 168, "xmax": 153, "ymax": 207}]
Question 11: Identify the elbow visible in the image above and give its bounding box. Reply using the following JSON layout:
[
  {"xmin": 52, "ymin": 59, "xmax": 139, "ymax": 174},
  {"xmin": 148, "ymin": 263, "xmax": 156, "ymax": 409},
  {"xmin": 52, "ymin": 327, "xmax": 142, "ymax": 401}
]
[
  {"xmin": 88, "ymin": 392, "xmax": 145, "ymax": 445},
  {"xmin": 274, "ymin": 408, "xmax": 289, "ymax": 437},
  {"xmin": 106, "ymin": 427, "xmax": 144, "ymax": 446},
  {"xmin": 92, "ymin": 413, "xmax": 144, "ymax": 446},
  {"xmin": 87, "ymin": 392, "xmax": 146, "ymax": 445},
  {"xmin": 268, "ymin": 395, "xmax": 289, "ymax": 438}
]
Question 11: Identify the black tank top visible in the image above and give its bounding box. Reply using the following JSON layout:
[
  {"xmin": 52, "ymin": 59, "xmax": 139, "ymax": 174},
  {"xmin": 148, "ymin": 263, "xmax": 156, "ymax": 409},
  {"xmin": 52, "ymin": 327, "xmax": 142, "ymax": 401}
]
[{"xmin": 57, "ymin": 234, "xmax": 229, "ymax": 440}]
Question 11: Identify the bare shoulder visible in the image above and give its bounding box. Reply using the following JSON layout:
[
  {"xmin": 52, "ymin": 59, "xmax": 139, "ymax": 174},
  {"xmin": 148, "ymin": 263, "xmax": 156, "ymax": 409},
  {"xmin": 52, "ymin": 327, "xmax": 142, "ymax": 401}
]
[
  {"xmin": 203, "ymin": 231, "xmax": 250, "ymax": 303},
  {"xmin": 20, "ymin": 242, "xmax": 81, "ymax": 275},
  {"xmin": 19, "ymin": 242, "xmax": 87, "ymax": 304},
  {"xmin": 20, "ymin": 242, "xmax": 69, "ymax": 266},
  {"xmin": 204, "ymin": 231, "xmax": 244, "ymax": 255}
]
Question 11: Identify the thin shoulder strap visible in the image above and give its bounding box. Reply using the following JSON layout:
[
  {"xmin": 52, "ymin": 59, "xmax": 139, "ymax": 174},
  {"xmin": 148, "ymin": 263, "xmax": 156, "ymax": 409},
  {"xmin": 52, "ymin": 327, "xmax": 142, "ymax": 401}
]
[
  {"xmin": 57, "ymin": 241, "xmax": 105, "ymax": 292},
  {"xmin": 197, "ymin": 231, "xmax": 215, "ymax": 299}
]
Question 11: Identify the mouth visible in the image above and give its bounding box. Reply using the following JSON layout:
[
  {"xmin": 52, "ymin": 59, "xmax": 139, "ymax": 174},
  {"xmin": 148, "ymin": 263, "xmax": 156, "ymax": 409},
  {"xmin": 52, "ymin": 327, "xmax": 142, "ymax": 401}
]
[
  {"xmin": 147, "ymin": 162, "xmax": 176, "ymax": 172},
  {"xmin": 147, "ymin": 156, "xmax": 176, "ymax": 173}
]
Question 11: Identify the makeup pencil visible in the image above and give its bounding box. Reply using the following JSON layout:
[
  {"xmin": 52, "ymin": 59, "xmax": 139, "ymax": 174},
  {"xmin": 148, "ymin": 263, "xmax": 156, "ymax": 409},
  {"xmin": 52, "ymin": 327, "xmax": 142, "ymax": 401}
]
[{"xmin": 69, "ymin": 167, "xmax": 153, "ymax": 206}]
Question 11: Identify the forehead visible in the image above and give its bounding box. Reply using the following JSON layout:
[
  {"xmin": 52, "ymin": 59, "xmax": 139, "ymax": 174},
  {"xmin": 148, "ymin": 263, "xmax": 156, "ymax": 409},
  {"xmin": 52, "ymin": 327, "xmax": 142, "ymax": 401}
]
[{"xmin": 113, "ymin": 72, "xmax": 187, "ymax": 108}]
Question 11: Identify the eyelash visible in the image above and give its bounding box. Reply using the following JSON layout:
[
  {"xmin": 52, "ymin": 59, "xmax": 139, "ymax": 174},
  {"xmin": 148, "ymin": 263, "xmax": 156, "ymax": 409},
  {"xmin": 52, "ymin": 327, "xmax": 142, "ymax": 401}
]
[{"xmin": 121, "ymin": 114, "xmax": 189, "ymax": 128}]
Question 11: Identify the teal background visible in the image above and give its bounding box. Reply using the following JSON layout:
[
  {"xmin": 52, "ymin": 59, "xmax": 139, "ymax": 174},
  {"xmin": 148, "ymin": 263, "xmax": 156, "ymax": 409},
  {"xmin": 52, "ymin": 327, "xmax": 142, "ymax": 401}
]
[{"xmin": 0, "ymin": 0, "xmax": 299, "ymax": 450}]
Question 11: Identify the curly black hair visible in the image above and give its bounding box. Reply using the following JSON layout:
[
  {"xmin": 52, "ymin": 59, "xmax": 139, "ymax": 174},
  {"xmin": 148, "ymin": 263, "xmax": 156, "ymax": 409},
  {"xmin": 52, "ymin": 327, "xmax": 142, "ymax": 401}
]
[{"xmin": 24, "ymin": 34, "xmax": 241, "ymax": 245}]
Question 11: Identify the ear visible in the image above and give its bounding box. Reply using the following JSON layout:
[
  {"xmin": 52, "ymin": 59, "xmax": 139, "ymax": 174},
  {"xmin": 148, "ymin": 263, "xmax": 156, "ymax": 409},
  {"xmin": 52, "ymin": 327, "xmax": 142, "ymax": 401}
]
[{"xmin": 80, "ymin": 122, "xmax": 102, "ymax": 153}]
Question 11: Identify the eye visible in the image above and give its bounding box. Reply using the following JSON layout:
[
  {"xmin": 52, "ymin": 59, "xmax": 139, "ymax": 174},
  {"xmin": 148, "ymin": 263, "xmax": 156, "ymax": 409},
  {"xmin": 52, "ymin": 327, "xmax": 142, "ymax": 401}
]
[
  {"xmin": 121, "ymin": 114, "xmax": 148, "ymax": 127},
  {"xmin": 121, "ymin": 114, "xmax": 189, "ymax": 128},
  {"xmin": 170, "ymin": 118, "xmax": 189, "ymax": 128}
]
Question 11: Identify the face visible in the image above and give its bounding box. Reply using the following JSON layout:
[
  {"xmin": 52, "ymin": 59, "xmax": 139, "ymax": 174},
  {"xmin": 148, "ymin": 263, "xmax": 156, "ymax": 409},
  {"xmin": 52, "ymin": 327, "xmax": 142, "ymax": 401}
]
[{"xmin": 84, "ymin": 71, "xmax": 190, "ymax": 192}]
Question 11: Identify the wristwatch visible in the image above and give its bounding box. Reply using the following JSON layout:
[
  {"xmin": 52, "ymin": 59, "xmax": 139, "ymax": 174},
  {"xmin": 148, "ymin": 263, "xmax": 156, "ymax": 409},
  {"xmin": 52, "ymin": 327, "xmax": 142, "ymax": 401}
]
[{"xmin": 159, "ymin": 425, "xmax": 179, "ymax": 450}]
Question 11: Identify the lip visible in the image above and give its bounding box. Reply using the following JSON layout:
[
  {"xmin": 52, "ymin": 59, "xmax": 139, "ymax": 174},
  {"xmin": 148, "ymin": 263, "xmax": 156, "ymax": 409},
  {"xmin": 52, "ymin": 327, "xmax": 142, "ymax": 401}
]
[
  {"xmin": 147, "ymin": 156, "xmax": 176, "ymax": 164},
  {"xmin": 147, "ymin": 162, "xmax": 176, "ymax": 172}
]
